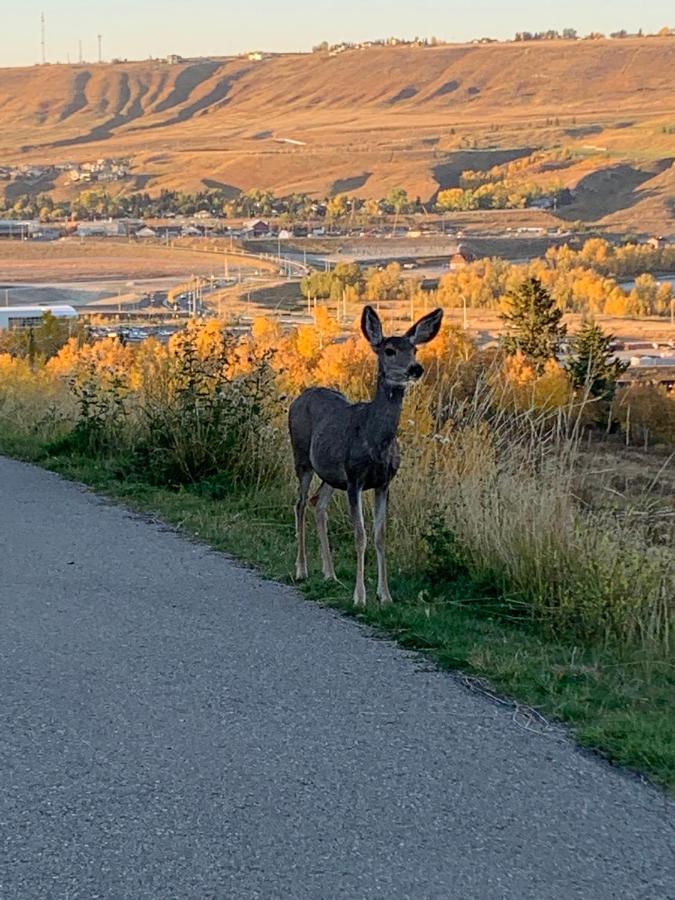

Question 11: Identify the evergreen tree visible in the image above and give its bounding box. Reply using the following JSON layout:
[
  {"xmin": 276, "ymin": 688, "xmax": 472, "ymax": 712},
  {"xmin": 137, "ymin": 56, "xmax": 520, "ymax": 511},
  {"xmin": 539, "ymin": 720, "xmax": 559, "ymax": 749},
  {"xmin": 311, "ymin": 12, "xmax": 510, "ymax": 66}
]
[
  {"xmin": 499, "ymin": 277, "xmax": 566, "ymax": 373},
  {"xmin": 566, "ymin": 319, "xmax": 628, "ymax": 399}
]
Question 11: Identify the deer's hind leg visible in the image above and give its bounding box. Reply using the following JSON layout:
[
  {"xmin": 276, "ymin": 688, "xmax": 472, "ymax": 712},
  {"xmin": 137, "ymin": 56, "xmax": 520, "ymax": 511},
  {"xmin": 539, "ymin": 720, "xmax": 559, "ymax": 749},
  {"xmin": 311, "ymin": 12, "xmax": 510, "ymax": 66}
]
[
  {"xmin": 348, "ymin": 483, "xmax": 367, "ymax": 607},
  {"xmin": 313, "ymin": 481, "xmax": 336, "ymax": 581},
  {"xmin": 294, "ymin": 469, "xmax": 313, "ymax": 580}
]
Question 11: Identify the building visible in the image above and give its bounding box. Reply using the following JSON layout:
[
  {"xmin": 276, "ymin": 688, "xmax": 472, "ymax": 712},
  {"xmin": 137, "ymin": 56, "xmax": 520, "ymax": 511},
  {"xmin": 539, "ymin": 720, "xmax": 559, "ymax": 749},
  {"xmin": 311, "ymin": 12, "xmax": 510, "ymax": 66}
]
[
  {"xmin": 244, "ymin": 219, "xmax": 270, "ymax": 238},
  {"xmin": 76, "ymin": 221, "xmax": 119, "ymax": 237},
  {"xmin": 0, "ymin": 305, "xmax": 78, "ymax": 331},
  {"xmin": 76, "ymin": 219, "xmax": 141, "ymax": 238},
  {"xmin": 0, "ymin": 219, "xmax": 34, "ymax": 239}
]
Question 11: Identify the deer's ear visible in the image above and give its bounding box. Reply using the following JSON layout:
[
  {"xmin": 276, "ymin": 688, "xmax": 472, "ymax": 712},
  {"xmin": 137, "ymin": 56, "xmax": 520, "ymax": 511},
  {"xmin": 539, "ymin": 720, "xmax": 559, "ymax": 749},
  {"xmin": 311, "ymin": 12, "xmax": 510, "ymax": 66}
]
[
  {"xmin": 361, "ymin": 305, "xmax": 383, "ymax": 348},
  {"xmin": 406, "ymin": 308, "xmax": 443, "ymax": 345}
]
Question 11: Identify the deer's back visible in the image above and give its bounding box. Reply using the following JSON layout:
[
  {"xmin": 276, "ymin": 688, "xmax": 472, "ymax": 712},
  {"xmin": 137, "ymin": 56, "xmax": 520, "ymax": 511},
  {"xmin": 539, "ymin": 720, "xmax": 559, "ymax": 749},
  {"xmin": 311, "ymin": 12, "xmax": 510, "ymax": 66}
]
[
  {"xmin": 289, "ymin": 387, "xmax": 400, "ymax": 491},
  {"xmin": 289, "ymin": 388, "xmax": 351, "ymax": 488}
]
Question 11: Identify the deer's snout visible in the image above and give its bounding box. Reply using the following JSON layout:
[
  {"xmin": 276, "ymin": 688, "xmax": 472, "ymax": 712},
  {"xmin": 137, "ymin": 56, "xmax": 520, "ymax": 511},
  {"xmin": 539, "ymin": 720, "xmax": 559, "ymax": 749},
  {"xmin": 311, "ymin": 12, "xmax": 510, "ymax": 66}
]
[{"xmin": 407, "ymin": 363, "xmax": 424, "ymax": 380}]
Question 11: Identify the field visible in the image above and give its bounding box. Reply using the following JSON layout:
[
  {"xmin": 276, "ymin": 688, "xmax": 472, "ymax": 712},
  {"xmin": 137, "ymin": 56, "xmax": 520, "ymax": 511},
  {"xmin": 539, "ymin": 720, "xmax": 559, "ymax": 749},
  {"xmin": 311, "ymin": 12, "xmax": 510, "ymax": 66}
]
[
  {"xmin": 0, "ymin": 239, "xmax": 277, "ymax": 282},
  {"xmin": 1, "ymin": 38, "xmax": 674, "ymax": 232}
]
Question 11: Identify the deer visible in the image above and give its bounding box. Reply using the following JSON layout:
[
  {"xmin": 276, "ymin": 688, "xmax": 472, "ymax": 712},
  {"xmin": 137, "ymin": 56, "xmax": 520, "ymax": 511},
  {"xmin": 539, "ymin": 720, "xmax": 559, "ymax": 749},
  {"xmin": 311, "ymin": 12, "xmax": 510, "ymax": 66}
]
[{"xmin": 288, "ymin": 304, "xmax": 443, "ymax": 606}]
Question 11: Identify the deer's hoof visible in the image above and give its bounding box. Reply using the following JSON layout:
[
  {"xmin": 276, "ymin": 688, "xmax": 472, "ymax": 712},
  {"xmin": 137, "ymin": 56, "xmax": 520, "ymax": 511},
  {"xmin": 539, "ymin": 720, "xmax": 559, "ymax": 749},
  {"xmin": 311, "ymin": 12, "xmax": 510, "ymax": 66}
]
[{"xmin": 353, "ymin": 588, "xmax": 367, "ymax": 608}]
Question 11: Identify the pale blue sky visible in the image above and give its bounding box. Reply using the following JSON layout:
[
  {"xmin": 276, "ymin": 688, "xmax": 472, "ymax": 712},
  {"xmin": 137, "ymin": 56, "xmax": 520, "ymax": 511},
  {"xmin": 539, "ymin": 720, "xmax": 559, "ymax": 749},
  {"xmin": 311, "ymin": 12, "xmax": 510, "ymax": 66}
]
[{"xmin": 1, "ymin": 0, "xmax": 672, "ymax": 67}]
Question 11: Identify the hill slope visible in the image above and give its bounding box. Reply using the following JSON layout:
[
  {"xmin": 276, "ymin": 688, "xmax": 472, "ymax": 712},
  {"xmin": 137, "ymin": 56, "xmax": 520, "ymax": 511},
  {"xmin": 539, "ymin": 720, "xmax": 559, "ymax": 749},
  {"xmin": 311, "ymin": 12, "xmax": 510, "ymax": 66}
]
[{"xmin": 1, "ymin": 38, "xmax": 674, "ymax": 228}]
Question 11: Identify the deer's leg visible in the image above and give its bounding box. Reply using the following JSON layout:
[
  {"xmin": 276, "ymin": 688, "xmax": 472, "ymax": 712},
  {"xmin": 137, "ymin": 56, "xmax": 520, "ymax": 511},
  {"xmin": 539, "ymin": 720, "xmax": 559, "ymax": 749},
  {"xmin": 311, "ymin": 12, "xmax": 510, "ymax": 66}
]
[
  {"xmin": 314, "ymin": 481, "xmax": 336, "ymax": 581},
  {"xmin": 373, "ymin": 486, "xmax": 392, "ymax": 605},
  {"xmin": 294, "ymin": 469, "xmax": 312, "ymax": 580},
  {"xmin": 348, "ymin": 483, "xmax": 367, "ymax": 607}
]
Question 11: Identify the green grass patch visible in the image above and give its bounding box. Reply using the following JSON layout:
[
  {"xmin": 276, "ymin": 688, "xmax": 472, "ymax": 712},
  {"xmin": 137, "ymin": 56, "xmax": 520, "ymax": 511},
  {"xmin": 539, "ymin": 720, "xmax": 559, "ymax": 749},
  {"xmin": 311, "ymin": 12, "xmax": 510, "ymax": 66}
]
[{"xmin": 3, "ymin": 431, "xmax": 674, "ymax": 792}]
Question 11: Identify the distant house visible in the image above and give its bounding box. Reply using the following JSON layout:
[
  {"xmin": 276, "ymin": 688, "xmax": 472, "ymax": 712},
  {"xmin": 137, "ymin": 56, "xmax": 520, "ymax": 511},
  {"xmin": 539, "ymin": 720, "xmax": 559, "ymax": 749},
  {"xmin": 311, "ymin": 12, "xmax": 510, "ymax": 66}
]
[
  {"xmin": 136, "ymin": 226, "xmax": 158, "ymax": 239},
  {"xmin": 247, "ymin": 51, "xmax": 264, "ymax": 62},
  {"xmin": 647, "ymin": 236, "xmax": 667, "ymax": 250},
  {"xmin": 244, "ymin": 219, "xmax": 270, "ymax": 238},
  {"xmin": 166, "ymin": 54, "xmax": 183, "ymax": 65},
  {"xmin": 449, "ymin": 246, "xmax": 475, "ymax": 269}
]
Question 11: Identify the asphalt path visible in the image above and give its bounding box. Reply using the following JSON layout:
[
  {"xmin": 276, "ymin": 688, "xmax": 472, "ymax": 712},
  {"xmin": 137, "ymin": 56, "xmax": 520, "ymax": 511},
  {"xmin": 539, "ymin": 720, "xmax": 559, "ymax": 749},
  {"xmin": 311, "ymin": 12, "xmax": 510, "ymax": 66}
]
[{"xmin": 1, "ymin": 457, "xmax": 673, "ymax": 899}]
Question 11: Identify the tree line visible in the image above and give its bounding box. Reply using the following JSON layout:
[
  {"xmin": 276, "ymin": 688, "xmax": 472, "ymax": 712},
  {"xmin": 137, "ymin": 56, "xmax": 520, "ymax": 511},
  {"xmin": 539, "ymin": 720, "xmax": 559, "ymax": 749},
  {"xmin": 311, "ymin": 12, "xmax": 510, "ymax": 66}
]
[
  {"xmin": 0, "ymin": 171, "xmax": 566, "ymax": 223},
  {"xmin": 300, "ymin": 240, "xmax": 675, "ymax": 319}
]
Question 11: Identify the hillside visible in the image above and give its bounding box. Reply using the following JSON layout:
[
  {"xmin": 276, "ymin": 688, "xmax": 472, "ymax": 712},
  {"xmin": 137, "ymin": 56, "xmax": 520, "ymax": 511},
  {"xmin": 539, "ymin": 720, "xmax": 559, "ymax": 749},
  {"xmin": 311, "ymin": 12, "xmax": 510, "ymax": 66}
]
[{"xmin": 1, "ymin": 38, "xmax": 674, "ymax": 230}]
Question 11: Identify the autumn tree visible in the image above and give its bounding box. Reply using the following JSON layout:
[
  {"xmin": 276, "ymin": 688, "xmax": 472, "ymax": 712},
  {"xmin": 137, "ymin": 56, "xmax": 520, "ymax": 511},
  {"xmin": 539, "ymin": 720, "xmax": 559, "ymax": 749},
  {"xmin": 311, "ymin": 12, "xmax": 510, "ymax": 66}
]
[
  {"xmin": 566, "ymin": 319, "xmax": 628, "ymax": 400},
  {"xmin": 385, "ymin": 187, "xmax": 410, "ymax": 230},
  {"xmin": 326, "ymin": 193, "xmax": 349, "ymax": 223},
  {"xmin": 500, "ymin": 277, "xmax": 566, "ymax": 373},
  {"xmin": 0, "ymin": 312, "xmax": 86, "ymax": 363}
]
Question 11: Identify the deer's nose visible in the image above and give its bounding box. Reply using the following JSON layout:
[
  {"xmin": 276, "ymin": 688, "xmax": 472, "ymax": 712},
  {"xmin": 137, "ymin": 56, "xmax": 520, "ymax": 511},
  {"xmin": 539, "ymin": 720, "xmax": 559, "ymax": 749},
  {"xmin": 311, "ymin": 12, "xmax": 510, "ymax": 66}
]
[{"xmin": 407, "ymin": 363, "xmax": 424, "ymax": 380}]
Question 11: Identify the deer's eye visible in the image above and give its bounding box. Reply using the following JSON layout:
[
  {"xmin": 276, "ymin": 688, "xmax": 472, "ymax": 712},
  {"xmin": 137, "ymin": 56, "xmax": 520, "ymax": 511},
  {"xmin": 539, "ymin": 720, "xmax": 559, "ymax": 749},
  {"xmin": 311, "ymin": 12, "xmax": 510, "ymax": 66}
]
[{"xmin": 384, "ymin": 347, "xmax": 396, "ymax": 357}]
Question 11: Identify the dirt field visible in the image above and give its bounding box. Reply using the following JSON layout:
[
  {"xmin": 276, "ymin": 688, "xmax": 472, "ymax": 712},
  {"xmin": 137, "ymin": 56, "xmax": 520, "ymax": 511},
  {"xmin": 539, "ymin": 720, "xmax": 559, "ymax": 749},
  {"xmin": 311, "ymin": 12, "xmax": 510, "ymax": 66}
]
[{"xmin": 0, "ymin": 239, "xmax": 278, "ymax": 283}]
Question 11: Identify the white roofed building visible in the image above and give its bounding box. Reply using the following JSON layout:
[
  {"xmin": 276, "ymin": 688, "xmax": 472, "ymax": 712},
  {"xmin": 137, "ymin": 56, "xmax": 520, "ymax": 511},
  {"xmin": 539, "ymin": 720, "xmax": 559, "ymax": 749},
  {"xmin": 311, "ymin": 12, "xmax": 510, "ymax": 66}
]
[{"xmin": 0, "ymin": 305, "xmax": 78, "ymax": 331}]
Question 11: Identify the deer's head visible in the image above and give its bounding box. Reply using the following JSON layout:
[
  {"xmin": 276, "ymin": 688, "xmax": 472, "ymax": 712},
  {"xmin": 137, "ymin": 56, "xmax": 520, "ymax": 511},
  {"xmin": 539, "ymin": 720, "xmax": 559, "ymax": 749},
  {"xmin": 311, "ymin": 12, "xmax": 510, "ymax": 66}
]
[{"xmin": 361, "ymin": 305, "xmax": 443, "ymax": 387}]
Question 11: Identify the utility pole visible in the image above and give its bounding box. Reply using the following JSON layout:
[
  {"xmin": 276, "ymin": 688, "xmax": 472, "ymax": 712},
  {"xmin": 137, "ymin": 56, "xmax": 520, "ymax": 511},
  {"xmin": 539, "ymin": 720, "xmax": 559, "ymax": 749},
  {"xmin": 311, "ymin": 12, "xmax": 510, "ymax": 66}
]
[
  {"xmin": 78, "ymin": 40, "xmax": 83, "ymax": 64},
  {"xmin": 97, "ymin": 34, "xmax": 102, "ymax": 63},
  {"xmin": 40, "ymin": 12, "xmax": 46, "ymax": 64}
]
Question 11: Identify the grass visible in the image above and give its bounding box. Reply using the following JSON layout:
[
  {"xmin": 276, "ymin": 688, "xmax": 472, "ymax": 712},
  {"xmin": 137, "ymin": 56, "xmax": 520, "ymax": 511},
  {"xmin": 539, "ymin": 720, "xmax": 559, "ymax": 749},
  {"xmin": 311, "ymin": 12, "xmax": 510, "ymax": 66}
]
[{"xmin": 3, "ymin": 429, "xmax": 673, "ymax": 792}]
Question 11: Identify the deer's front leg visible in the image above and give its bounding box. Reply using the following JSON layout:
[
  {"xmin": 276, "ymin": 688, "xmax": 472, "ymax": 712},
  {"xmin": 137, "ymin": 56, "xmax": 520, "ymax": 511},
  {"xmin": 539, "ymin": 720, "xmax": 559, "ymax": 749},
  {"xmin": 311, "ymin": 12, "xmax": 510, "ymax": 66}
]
[
  {"xmin": 373, "ymin": 486, "xmax": 392, "ymax": 605},
  {"xmin": 294, "ymin": 470, "xmax": 312, "ymax": 580},
  {"xmin": 348, "ymin": 483, "xmax": 367, "ymax": 607}
]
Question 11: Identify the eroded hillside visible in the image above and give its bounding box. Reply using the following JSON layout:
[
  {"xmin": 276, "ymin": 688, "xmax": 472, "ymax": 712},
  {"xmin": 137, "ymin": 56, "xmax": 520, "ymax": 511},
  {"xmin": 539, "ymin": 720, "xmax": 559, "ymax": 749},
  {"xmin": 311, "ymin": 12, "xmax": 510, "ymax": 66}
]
[{"xmin": 1, "ymin": 38, "xmax": 674, "ymax": 228}]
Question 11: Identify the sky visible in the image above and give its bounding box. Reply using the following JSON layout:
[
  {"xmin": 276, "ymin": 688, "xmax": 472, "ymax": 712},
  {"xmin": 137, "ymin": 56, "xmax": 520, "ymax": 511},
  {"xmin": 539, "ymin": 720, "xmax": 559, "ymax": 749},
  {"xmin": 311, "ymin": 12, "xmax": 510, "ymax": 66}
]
[{"xmin": 1, "ymin": 0, "xmax": 673, "ymax": 67}]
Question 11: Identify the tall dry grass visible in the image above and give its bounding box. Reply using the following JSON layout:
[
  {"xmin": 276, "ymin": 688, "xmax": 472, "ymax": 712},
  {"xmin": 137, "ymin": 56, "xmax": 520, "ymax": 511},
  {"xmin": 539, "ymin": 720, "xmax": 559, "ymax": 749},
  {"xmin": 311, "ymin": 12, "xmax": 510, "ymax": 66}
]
[{"xmin": 387, "ymin": 367, "xmax": 672, "ymax": 651}]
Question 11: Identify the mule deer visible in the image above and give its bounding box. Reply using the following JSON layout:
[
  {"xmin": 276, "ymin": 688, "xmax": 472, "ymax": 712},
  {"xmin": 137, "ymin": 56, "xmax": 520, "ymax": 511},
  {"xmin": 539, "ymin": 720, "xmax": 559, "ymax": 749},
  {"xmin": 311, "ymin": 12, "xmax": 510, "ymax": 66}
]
[{"xmin": 288, "ymin": 305, "xmax": 443, "ymax": 606}]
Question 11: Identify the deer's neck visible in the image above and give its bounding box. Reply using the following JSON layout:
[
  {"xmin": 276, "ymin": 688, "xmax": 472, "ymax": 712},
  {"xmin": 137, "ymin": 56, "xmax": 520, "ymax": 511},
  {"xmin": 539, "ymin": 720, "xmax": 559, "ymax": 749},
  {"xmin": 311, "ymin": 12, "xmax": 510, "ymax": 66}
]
[{"xmin": 368, "ymin": 375, "xmax": 405, "ymax": 445}]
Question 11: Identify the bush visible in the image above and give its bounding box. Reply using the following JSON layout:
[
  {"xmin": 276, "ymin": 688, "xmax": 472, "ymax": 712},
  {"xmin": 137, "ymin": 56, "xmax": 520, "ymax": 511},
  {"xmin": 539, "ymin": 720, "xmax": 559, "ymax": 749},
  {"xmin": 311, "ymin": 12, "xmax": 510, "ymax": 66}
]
[
  {"xmin": 133, "ymin": 334, "xmax": 281, "ymax": 488},
  {"xmin": 616, "ymin": 383, "xmax": 675, "ymax": 447}
]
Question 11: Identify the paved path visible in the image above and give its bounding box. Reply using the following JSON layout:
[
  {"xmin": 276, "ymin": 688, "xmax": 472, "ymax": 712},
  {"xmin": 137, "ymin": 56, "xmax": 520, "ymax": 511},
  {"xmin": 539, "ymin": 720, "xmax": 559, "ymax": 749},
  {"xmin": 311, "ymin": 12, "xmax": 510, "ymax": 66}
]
[{"xmin": 1, "ymin": 457, "xmax": 673, "ymax": 899}]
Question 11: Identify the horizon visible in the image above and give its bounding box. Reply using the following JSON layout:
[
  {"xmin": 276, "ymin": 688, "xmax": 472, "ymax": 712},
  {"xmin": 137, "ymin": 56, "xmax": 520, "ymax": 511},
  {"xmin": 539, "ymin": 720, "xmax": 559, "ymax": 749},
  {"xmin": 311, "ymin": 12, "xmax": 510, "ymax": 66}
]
[{"xmin": 1, "ymin": 0, "xmax": 673, "ymax": 68}]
